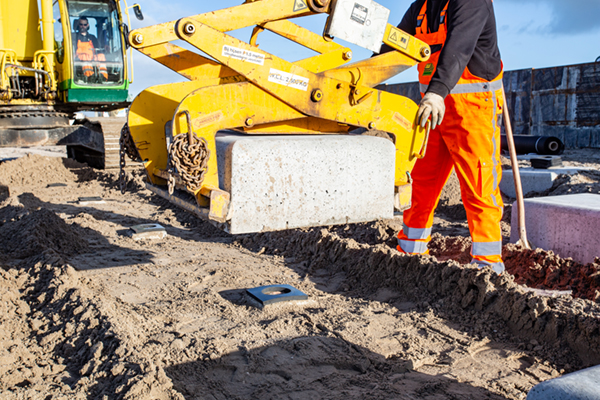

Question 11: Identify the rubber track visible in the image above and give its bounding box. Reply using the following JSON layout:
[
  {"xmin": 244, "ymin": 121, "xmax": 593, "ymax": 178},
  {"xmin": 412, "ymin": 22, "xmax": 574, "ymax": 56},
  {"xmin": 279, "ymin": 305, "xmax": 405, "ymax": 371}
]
[{"xmin": 86, "ymin": 117, "xmax": 126, "ymax": 169}]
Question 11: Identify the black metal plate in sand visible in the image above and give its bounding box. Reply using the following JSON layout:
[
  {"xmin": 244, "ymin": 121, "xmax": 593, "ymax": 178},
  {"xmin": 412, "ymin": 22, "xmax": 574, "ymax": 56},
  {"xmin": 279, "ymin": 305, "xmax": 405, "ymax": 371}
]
[{"xmin": 246, "ymin": 284, "xmax": 308, "ymax": 306}]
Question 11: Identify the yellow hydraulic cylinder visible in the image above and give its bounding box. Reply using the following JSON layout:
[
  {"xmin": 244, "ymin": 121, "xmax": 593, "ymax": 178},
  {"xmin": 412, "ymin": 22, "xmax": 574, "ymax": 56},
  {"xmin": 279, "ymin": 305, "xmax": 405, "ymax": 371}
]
[
  {"xmin": 36, "ymin": 0, "xmax": 56, "ymax": 90},
  {"xmin": 0, "ymin": 3, "xmax": 4, "ymax": 50},
  {"xmin": 40, "ymin": 0, "xmax": 54, "ymax": 55}
]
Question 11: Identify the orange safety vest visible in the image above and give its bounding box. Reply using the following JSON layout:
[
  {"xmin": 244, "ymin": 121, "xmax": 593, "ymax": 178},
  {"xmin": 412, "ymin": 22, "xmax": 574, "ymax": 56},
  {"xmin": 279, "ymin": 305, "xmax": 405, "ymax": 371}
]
[
  {"xmin": 76, "ymin": 39, "xmax": 108, "ymax": 80},
  {"xmin": 414, "ymin": 0, "xmax": 503, "ymax": 96}
]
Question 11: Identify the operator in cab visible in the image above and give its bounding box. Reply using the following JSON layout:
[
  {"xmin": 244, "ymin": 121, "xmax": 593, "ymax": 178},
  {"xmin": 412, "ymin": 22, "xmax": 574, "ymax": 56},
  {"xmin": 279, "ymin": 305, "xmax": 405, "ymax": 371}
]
[
  {"xmin": 385, "ymin": 0, "xmax": 506, "ymax": 274},
  {"xmin": 73, "ymin": 17, "xmax": 108, "ymax": 82}
]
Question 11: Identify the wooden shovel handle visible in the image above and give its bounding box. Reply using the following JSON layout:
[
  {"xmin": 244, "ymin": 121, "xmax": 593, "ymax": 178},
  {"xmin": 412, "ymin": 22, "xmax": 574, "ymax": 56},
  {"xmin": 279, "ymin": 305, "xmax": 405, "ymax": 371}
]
[{"xmin": 502, "ymin": 84, "xmax": 531, "ymax": 249}]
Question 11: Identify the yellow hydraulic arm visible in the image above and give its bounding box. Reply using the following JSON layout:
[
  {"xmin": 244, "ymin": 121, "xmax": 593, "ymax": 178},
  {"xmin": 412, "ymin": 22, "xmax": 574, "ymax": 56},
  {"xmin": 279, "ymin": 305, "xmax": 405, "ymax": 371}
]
[{"xmin": 127, "ymin": 0, "xmax": 431, "ymax": 224}]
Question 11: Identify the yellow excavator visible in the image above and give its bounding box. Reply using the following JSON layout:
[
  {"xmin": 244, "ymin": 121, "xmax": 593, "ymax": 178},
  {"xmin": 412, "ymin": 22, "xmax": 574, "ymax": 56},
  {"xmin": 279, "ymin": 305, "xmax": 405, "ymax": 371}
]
[
  {"xmin": 0, "ymin": 0, "xmax": 142, "ymax": 168},
  {"xmin": 125, "ymin": 0, "xmax": 432, "ymax": 234}
]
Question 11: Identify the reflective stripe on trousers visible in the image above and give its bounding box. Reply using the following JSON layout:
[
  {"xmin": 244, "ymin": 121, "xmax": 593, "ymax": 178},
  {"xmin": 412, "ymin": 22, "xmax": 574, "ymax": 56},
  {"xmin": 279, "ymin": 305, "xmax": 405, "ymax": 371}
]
[
  {"xmin": 471, "ymin": 259, "xmax": 505, "ymax": 274},
  {"xmin": 397, "ymin": 224, "xmax": 431, "ymax": 254},
  {"xmin": 472, "ymin": 241, "xmax": 502, "ymax": 257},
  {"xmin": 398, "ymin": 239, "xmax": 429, "ymax": 254},
  {"xmin": 403, "ymin": 224, "xmax": 431, "ymax": 240}
]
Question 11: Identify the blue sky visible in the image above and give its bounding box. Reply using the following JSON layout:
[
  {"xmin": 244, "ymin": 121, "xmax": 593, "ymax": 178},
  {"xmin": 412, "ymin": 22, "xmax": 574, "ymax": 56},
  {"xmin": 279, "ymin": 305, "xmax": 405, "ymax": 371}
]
[{"xmin": 125, "ymin": 0, "xmax": 600, "ymax": 98}]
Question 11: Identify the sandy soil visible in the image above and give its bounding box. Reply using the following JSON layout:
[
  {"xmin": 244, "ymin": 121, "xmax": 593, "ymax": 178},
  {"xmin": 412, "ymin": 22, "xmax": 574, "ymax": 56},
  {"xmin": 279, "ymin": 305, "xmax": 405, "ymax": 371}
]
[
  {"xmin": 1, "ymin": 149, "xmax": 599, "ymax": 399},
  {"xmin": 0, "ymin": 146, "xmax": 67, "ymax": 162}
]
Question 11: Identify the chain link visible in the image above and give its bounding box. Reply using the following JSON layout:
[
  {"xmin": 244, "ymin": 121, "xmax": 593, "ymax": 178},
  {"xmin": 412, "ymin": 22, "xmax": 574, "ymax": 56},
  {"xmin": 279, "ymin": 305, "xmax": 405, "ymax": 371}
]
[
  {"xmin": 168, "ymin": 171, "xmax": 176, "ymax": 195},
  {"xmin": 168, "ymin": 132, "xmax": 210, "ymax": 193}
]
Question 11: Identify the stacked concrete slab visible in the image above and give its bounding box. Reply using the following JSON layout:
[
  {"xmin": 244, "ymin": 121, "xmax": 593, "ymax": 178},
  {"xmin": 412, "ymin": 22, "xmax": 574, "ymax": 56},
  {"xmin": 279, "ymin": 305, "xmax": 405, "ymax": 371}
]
[
  {"xmin": 511, "ymin": 193, "xmax": 600, "ymax": 264},
  {"xmin": 500, "ymin": 167, "xmax": 590, "ymax": 198}
]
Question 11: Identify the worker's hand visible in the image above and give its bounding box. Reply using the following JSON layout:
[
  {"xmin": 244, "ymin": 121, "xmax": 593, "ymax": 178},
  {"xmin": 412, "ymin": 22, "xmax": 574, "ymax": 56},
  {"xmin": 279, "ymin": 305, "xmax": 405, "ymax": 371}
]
[{"xmin": 417, "ymin": 92, "xmax": 445, "ymax": 130}]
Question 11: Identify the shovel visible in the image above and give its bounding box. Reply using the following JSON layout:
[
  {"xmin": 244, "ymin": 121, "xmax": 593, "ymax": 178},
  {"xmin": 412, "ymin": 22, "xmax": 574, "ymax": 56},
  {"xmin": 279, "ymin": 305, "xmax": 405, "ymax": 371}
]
[{"xmin": 502, "ymin": 84, "xmax": 532, "ymax": 250}]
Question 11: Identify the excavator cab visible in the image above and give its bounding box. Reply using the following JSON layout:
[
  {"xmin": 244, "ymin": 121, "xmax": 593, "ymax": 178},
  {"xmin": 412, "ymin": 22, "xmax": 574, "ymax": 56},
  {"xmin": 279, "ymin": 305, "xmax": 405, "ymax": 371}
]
[
  {"xmin": 0, "ymin": 0, "xmax": 138, "ymax": 168},
  {"xmin": 54, "ymin": 0, "xmax": 128, "ymax": 103}
]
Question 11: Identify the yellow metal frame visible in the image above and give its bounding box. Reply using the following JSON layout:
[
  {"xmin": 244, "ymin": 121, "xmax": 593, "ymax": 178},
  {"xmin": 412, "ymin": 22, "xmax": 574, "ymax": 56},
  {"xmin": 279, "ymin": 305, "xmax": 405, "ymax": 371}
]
[
  {"xmin": 128, "ymin": 0, "xmax": 431, "ymax": 221},
  {"xmin": 0, "ymin": 49, "xmax": 16, "ymax": 95},
  {"xmin": 0, "ymin": 0, "xmax": 56, "ymax": 99}
]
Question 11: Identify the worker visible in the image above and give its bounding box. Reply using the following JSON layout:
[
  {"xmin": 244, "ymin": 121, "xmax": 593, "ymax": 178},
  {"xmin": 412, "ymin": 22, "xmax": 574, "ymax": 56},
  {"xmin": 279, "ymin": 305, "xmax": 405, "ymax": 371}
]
[
  {"xmin": 73, "ymin": 17, "xmax": 108, "ymax": 81},
  {"xmin": 385, "ymin": 0, "xmax": 505, "ymax": 274}
]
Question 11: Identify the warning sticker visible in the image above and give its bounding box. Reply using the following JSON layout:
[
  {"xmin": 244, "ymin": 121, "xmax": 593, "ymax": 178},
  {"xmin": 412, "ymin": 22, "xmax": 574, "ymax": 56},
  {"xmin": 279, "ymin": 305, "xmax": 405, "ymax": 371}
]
[
  {"xmin": 193, "ymin": 111, "xmax": 223, "ymax": 128},
  {"xmin": 268, "ymin": 68, "xmax": 309, "ymax": 91},
  {"xmin": 222, "ymin": 45, "xmax": 265, "ymax": 66},
  {"xmin": 388, "ymin": 27, "xmax": 410, "ymax": 50},
  {"xmin": 293, "ymin": 0, "xmax": 308, "ymax": 12},
  {"xmin": 350, "ymin": 3, "xmax": 368, "ymax": 25},
  {"xmin": 393, "ymin": 112, "xmax": 414, "ymax": 131}
]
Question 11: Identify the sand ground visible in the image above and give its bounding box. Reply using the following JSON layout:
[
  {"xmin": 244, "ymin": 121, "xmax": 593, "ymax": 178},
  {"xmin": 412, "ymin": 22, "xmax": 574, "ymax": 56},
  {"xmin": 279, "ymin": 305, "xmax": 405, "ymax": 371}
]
[{"xmin": 1, "ymin": 147, "xmax": 599, "ymax": 399}]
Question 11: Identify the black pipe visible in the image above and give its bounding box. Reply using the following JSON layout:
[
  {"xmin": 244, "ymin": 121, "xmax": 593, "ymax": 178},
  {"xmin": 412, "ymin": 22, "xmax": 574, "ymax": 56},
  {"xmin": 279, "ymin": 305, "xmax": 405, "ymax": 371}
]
[{"xmin": 501, "ymin": 135, "xmax": 565, "ymax": 155}]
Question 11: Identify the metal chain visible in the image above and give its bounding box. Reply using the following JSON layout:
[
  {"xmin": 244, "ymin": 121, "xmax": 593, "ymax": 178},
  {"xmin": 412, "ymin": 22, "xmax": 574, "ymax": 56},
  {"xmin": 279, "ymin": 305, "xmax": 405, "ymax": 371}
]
[
  {"xmin": 168, "ymin": 170, "xmax": 176, "ymax": 195},
  {"xmin": 119, "ymin": 124, "xmax": 141, "ymax": 194},
  {"xmin": 118, "ymin": 125, "xmax": 129, "ymax": 194},
  {"xmin": 123, "ymin": 127, "xmax": 140, "ymax": 161},
  {"xmin": 168, "ymin": 132, "xmax": 210, "ymax": 193}
]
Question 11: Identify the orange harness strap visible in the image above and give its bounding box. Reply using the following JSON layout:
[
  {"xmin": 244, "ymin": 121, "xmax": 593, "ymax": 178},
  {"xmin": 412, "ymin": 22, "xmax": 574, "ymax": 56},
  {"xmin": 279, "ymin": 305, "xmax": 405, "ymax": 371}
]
[{"xmin": 414, "ymin": 0, "xmax": 449, "ymax": 88}]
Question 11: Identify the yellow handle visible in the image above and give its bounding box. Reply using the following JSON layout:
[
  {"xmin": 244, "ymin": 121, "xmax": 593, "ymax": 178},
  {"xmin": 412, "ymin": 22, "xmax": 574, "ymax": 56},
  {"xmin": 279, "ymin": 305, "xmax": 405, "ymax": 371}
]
[{"xmin": 414, "ymin": 120, "xmax": 431, "ymax": 159}]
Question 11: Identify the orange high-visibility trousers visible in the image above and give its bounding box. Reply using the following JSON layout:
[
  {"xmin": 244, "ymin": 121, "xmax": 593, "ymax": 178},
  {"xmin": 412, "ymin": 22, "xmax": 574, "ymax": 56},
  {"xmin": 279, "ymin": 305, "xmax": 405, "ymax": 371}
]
[
  {"xmin": 96, "ymin": 53, "xmax": 108, "ymax": 80},
  {"xmin": 398, "ymin": 71, "xmax": 505, "ymax": 274},
  {"xmin": 76, "ymin": 40, "xmax": 108, "ymax": 80}
]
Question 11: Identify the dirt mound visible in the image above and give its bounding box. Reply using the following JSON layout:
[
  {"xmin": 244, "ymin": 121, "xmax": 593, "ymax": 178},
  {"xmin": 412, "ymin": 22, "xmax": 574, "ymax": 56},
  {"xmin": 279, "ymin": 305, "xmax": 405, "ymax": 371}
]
[
  {"xmin": 327, "ymin": 219, "xmax": 400, "ymax": 247},
  {"xmin": 428, "ymin": 234, "xmax": 600, "ymax": 303},
  {"xmin": 0, "ymin": 195, "xmax": 28, "ymax": 225},
  {"xmin": 241, "ymin": 228, "xmax": 600, "ymax": 366},
  {"xmin": 0, "ymin": 206, "xmax": 89, "ymax": 260},
  {"xmin": 504, "ymin": 244, "xmax": 600, "ymax": 301},
  {"xmin": 429, "ymin": 233, "xmax": 472, "ymax": 263},
  {"xmin": 529, "ymin": 170, "xmax": 600, "ymax": 198},
  {"xmin": 0, "ymin": 153, "xmax": 96, "ymax": 187},
  {"xmin": 0, "ymin": 254, "xmax": 180, "ymax": 399}
]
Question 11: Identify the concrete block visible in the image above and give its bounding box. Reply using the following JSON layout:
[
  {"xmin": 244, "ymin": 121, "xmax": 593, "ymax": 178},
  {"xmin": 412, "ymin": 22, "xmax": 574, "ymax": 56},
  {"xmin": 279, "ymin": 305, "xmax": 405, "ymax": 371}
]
[
  {"xmin": 511, "ymin": 193, "xmax": 600, "ymax": 264},
  {"xmin": 500, "ymin": 167, "xmax": 589, "ymax": 198},
  {"xmin": 527, "ymin": 364, "xmax": 600, "ymax": 400},
  {"xmin": 215, "ymin": 133, "xmax": 395, "ymax": 234}
]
